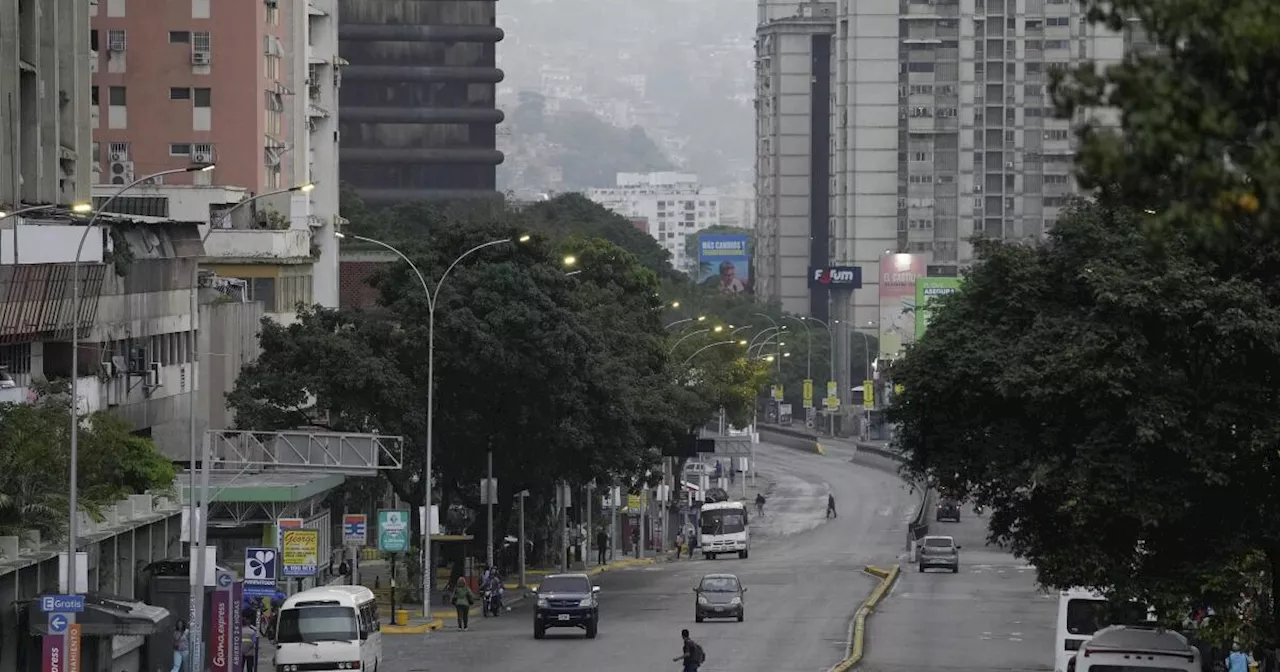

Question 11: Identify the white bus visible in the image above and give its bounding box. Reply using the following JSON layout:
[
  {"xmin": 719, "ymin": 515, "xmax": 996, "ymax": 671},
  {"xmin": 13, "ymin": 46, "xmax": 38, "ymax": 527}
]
[
  {"xmin": 699, "ymin": 500, "xmax": 749, "ymax": 560},
  {"xmin": 274, "ymin": 586, "xmax": 382, "ymax": 672},
  {"xmin": 1068, "ymin": 625, "xmax": 1199, "ymax": 672},
  {"xmin": 1056, "ymin": 587, "xmax": 1157, "ymax": 672}
]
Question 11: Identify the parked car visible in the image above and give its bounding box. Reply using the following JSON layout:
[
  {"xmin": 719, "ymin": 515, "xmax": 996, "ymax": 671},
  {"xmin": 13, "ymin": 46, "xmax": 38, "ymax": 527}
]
[
  {"xmin": 918, "ymin": 535, "xmax": 961, "ymax": 573},
  {"xmin": 694, "ymin": 573, "xmax": 746, "ymax": 623},
  {"xmin": 532, "ymin": 573, "xmax": 600, "ymax": 639}
]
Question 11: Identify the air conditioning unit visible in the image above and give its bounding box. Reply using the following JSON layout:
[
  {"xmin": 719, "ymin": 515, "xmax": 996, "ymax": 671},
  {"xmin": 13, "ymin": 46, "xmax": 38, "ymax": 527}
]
[
  {"xmin": 109, "ymin": 161, "xmax": 134, "ymax": 185},
  {"xmin": 192, "ymin": 51, "xmax": 211, "ymax": 65},
  {"xmin": 192, "ymin": 151, "xmax": 212, "ymax": 163},
  {"xmin": 89, "ymin": 52, "xmax": 98, "ymax": 73},
  {"xmin": 109, "ymin": 38, "xmax": 125, "ymax": 52},
  {"xmin": 146, "ymin": 362, "xmax": 163, "ymax": 389},
  {"xmin": 109, "ymin": 151, "xmax": 126, "ymax": 162}
]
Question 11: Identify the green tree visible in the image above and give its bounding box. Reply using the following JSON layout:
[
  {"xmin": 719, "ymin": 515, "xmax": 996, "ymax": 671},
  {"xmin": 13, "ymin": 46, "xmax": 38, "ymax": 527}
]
[
  {"xmin": 888, "ymin": 200, "xmax": 1280, "ymax": 647},
  {"xmin": 1057, "ymin": 0, "xmax": 1280, "ymax": 249},
  {"xmin": 0, "ymin": 383, "xmax": 176, "ymax": 541}
]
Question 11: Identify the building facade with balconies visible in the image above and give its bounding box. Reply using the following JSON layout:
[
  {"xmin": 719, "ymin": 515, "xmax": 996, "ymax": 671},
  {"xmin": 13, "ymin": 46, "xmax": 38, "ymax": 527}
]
[
  {"xmin": 0, "ymin": 215, "xmax": 204, "ymax": 461},
  {"xmin": 0, "ymin": 0, "xmax": 93, "ymax": 212}
]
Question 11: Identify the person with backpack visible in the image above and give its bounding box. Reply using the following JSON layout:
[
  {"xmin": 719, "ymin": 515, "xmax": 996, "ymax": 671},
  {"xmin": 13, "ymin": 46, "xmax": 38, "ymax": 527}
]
[{"xmin": 673, "ymin": 628, "xmax": 706, "ymax": 671}]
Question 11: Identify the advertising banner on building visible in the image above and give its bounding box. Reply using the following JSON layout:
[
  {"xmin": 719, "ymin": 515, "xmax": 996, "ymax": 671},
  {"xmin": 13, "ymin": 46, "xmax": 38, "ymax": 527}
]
[
  {"xmin": 878, "ymin": 253, "xmax": 927, "ymax": 359},
  {"xmin": 915, "ymin": 277, "xmax": 963, "ymax": 339},
  {"xmin": 697, "ymin": 234, "xmax": 751, "ymax": 294}
]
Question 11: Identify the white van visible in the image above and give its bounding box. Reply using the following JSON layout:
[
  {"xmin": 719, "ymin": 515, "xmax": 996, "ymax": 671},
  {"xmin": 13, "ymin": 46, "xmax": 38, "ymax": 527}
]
[
  {"xmin": 273, "ymin": 586, "xmax": 381, "ymax": 672},
  {"xmin": 1068, "ymin": 625, "xmax": 1199, "ymax": 672}
]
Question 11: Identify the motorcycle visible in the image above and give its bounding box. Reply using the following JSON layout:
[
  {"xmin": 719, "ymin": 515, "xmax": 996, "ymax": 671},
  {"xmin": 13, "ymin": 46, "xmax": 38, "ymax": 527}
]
[{"xmin": 481, "ymin": 588, "xmax": 503, "ymax": 617}]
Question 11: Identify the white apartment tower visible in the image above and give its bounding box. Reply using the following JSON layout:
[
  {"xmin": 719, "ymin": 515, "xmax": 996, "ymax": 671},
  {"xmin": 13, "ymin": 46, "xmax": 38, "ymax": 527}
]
[
  {"xmin": 0, "ymin": 0, "xmax": 93, "ymax": 210},
  {"xmin": 301, "ymin": 0, "xmax": 342, "ymax": 308},
  {"xmin": 588, "ymin": 172, "xmax": 723, "ymax": 274},
  {"xmin": 829, "ymin": 0, "xmax": 1125, "ymax": 328}
]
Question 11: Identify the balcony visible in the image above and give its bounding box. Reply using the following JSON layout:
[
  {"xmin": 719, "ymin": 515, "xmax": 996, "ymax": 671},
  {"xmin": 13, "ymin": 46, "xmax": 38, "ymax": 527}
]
[{"xmin": 202, "ymin": 229, "xmax": 313, "ymax": 263}]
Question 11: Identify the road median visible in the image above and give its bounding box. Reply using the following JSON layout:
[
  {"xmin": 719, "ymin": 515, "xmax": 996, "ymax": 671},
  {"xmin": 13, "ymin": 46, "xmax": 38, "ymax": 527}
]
[{"xmin": 828, "ymin": 564, "xmax": 901, "ymax": 672}]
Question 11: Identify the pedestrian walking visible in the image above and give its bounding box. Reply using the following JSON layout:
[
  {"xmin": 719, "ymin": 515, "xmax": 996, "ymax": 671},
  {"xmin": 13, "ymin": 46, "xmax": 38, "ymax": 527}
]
[
  {"xmin": 672, "ymin": 628, "xmax": 706, "ymax": 671},
  {"xmin": 170, "ymin": 620, "xmax": 189, "ymax": 672},
  {"xmin": 827, "ymin": 493, "xmax": 838, "ymax": 519},
  {"xmin": 1227, "ymin": 644, "xmax": 1250, "ymax": 672},
  {"xmin": 675, "ymin": 531, "xmax": 686, "ymax": 560},
  {"xmin": 685, "ymin": 526, "xmax": 696, "ymax": 558},
  {"xmin": 755, "ymin": 493, "xmax": 766, "ymax": 517},
  {"xmin": 240, "ymin": 609, "xmax": 259, "ymax": 672},
  {"xmin": 452, "ymin": 579, "xmax": 476, "ymax": 630},
  {"xmin": 631, "ymin": 527, "xmax": 640, "ymax": 557},
  {"xmin": 596, "ymin": 529, "xmax": 609, "ymax": 565}
]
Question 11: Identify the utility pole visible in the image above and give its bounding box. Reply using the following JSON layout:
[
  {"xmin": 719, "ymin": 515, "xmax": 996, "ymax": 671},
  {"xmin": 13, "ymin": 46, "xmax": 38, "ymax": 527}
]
[
  {"xmin": 517, "ymin": 490, "xmax": 527, "ymax": 588},
  {"xmin": 559, "ymin": 483, "xmax": 568, "ymax": 573},
  {"xmin": 585, "ymin": 482, "xmax": 593, "ymax": 566},
  {"xmin": 610, "ymin": 485, "xmax": 619, "ymax": 563},
  {"xmin": 639, "ymin": 488, "xmax": 647, "ymax": 559},
  {"xmin": 486, "ymin": 451, "xmax": 494, "ymax": 569}
]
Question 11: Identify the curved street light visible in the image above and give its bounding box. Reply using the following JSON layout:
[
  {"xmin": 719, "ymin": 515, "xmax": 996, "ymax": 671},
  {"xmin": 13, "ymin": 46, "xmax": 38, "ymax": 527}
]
[
  {"xmin": 667, "ymin": 325, "xmax": 723, "ymax": 354},
  {"xmin": 66, "ymin": 163, "xmax": 213, "ymax": 657},
  {"xmin": 0, "ymin": 202, "xmax": 93, "ymax": 220},
  {"xmin": 664, "ymin": 315, "xmax": 707, "ymax": 330},
  {"xmin": 784, "ymin": 316, "xmax": 812, "ymax": 380},
  {"xmin": 681, "ymin": 340, "xmax": 743, "ymax": 367},
  {"xmin": 336, "ymin": 231, "xmax": 525, "ymax": 613}
]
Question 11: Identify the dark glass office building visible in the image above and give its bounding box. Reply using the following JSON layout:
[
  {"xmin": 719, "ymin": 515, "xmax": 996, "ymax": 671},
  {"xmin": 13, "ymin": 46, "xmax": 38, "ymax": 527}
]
[{"xmin": 338, "ymin": 0, "xmax": 505, "ymax": 205}]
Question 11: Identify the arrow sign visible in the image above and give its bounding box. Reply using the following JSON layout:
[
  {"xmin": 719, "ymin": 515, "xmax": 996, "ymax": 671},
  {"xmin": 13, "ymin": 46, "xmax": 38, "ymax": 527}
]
[{"xmin": 48, "ymin": 613, "xmax": 69, "ymax": 634}]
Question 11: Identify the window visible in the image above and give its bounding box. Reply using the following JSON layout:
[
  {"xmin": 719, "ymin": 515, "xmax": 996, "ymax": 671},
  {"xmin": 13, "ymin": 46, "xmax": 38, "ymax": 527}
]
[
  {"xmin": 276, "ymin": 606, "xmax": 358, "ymax": 644},
  {"xmin": 107, "ymin": 29, "xmax": 126, "ymax": 51},
  {"xmin": 909, "ymin": 84, "xmax": 933, "ymax": 95},
  {"xmin": 912, "ymin": 152, "xmax": 931, "ymax": 161},
  {"xmin": 170, "ymin": 87, "xmax": 190, "ymax": 100},
  {"xmin": 91, "ymin": 86, "xmax": 100, "ymax": 106},
  {"xmin": 1025, "ymin": 20, "xmax": 1043, "ymax": 30},
  {"xmin": 1047, "ymin": 17, "xmax": 1070, "ymax": 26},
  {"xmin": 108, "ymin": 86, "xmax": 127, "ymax": 106},
  {"xmin": 194, "ymin": 88, "xmax": 211, "ymax": 107},
  {"xmin": 90, "ymin": 30, "xmax": 99, "ymax": 51},
  {"xmin": 907, "ymin": 62, "xmax": 935, "ymax": 73},
  {"xmin": 169, "ymin": 31, "xmax": 191, "ymax": 43},
  {"xmin": 1025, "ymin": 84, "xmax": 1043, "ymax": 95},
  {"xmin": 170, "ymin": 144, "xmax": 192, "ymax": 156},
  {"xmin": 192, "ymin": 31, "xmax": 212, "ymax": 56},
  {"xmin": 1045, "ymin": 39, "xmax": 1069, "ymax": 49},
  {"xmin": 1044, "ymin": 129, "xmax": 1069, "ymax": 140},
  {"xmin": 1045, "ymin": 174, "xmax": 1070, "ymax": 184}
]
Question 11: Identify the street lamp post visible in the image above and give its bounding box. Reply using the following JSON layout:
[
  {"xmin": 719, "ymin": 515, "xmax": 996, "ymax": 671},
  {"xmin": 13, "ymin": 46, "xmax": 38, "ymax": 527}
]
[
  {"xmin": 335, "ymin": 231, "xmax": 528, "ymax": 615},
  {"xmin": 63, "ymin": 164, "xmax": 212, "ymax": 662},
  {"xmin": 664, "ymin": 315, "xmax": 706, "ymax": 330},
  {"xmin": 681, "ymin": 340, "xmax": 743, "ymax": 366},
  {"xmin": 186, "ymin": 181, "xmax": 314, "ymax": 636},
  {"xmin": 668, "ymin": 325, "xmax": 723, "ymax": 354},
  {"xmin": 800, "ymin": 316, "xmax": 837, "ymax": 434}
]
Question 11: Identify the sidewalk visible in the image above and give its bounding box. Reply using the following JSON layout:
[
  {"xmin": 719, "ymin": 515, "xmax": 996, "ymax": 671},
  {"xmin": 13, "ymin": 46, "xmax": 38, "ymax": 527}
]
[{"xmin": 358, "ymin": 555, "xmax": 665, "ymax": 634}]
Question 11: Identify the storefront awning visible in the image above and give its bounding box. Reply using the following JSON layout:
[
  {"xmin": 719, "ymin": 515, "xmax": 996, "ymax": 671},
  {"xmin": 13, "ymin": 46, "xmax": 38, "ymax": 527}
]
[{"xmin": 28, "ymin": 593, "xmax": 169, "ymax": 637}]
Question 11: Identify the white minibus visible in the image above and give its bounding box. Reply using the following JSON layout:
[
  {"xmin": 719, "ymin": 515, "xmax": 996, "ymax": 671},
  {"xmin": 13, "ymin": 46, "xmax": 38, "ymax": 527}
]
[{"xmin": 273, "ymin": 585, "xmax": 381, "ymax": 672}]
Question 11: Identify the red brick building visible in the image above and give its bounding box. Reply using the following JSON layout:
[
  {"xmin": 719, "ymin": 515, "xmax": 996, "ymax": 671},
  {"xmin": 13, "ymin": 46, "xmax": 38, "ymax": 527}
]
[{"xmin": 338, "ymin": 250, "xmax": 397, "ymax": 311}]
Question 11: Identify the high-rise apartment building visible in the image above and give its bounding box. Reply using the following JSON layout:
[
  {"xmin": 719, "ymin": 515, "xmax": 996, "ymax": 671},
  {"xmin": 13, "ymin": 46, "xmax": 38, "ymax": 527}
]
[
  {"xmin": 588, "ymin": 172, "xmax": 723, "ymax": 274},
  {"xmin": 829, "ymin": 0, "xmax": 1125, "ymax": 329},
  {"xmin": 0, "ymin": 0, "xmax": 93, "ymax": 210},
  {"xmin": 89, "ymin": 0, "xmax": 342, "ymax": 308},
  {"xmin": 753, "ymin": 2, "xmax": 836, "ymax": 318},
  {"xmin": 338, "ymin": 0, "xmax": 505, "ymax": 205},
  {"xmin": 754, "ymin": 0, "xmax": 1127, "ymax": 326}
]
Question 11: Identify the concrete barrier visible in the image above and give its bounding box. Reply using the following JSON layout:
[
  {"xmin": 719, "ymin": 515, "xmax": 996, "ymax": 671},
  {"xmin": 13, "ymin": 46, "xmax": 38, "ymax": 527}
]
[{"xmin": 829, "ymin": 564, "xmax": 901, "ymax": 672}]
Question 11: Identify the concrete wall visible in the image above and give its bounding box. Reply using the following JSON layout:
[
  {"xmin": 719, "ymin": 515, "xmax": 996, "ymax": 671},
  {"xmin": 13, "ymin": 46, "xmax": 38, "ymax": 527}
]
[{"xmin": 198, "ymin": 297, "xmax": 265, "ymax": 432}]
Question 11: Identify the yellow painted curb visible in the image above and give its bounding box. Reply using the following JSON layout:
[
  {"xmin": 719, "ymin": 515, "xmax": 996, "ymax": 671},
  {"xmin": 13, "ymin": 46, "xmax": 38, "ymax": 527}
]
[
  {"xmin": 383, "ymin": 618, "xmax": 443, "ymax": 634},
  {"xmin": 814, "ymin": 442, "xmax": 826, "ymax": 455},
  {"xmin": 829, "ymin": 564, "xmax": 901, "ymax": 672}
]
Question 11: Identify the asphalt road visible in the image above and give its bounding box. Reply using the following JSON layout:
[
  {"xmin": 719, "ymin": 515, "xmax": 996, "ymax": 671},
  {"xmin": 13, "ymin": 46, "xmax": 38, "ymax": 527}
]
[
  {"xmin": 858, "ymin": 501, "xmax": 1057, "ymax": 672},
  {"xmin": 383, "ymin": 439, "xmax": 920, "ymax": 672}
]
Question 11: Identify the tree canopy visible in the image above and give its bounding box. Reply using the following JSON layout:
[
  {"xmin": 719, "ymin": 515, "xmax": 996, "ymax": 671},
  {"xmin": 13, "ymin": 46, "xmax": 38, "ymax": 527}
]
[
  {"xmin": 888, "ymin": 200, "xmax": 1280, "ymax": 646},
  {"xmin": 0, "ymin": 383, "xmax": 175, "ymax": 541},
  {"xmin": 1058, "ymin": 0, "xmax": 1280, "ymax": 250},
  {"xmin": 231, "ymin": 207, "xmax": 767, "ymax": 550}
]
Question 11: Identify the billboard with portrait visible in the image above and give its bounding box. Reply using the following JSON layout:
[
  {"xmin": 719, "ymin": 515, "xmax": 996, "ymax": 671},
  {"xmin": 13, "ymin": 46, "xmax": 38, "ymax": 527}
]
[
  {"xmin": 878, "ymin": 253, "xmax": 927, "ymax": 360},
  {"xmin": 698, "ymin": 234, "xmax": 751, "ymax": 294}
]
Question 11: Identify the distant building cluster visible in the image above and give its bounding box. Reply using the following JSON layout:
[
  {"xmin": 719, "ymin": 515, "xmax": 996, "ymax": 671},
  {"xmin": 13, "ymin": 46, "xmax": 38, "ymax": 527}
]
[{"xmin": 587, "ymin": 172, "xmax": 724, "ymax": 274}]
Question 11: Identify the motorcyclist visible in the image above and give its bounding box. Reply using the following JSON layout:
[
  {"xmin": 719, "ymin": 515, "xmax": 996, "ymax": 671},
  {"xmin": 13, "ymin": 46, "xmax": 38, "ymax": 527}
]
[{"xmin": 481, "ymin": 567, "xmax": 504, "ymax": 614}]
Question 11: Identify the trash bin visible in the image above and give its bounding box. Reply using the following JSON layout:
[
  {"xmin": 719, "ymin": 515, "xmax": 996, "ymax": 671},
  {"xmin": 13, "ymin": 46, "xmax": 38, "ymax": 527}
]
[{"xmin": 394, "ymin": 609, "xmax": 409, "ymax": 626}]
